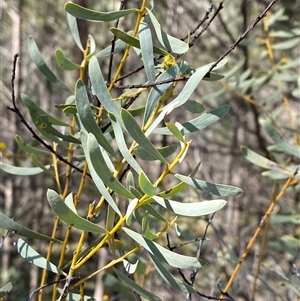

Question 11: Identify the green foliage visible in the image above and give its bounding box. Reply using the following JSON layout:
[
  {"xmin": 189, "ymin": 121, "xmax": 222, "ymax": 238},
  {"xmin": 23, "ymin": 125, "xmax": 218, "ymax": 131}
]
[{"xmin": 0, "ymin": 1, "xmax": 299, "ymax": 301}]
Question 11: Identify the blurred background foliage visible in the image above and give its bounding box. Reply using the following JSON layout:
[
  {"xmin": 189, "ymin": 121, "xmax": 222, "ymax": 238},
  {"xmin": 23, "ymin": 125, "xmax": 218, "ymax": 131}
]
[{"xmin": 0, "ymin": 0, "xmax": 299, "ymax": 300}]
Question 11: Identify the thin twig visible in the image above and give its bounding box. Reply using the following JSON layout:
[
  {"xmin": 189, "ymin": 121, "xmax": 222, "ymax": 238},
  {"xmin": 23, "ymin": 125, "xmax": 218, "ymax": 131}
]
[
  {"xmin": 107, "ymin": 0, "xmax": 127, "ymax": 85},
  {"xmin": 8, "ymin": 54, "xmax": 91, "ymax": 178},
  {"xmin": 180, "ymin": 3, "xmax": 214, "ymax": 42},
  {"xmin": 187, "ymin": 2, "xmax": 225, "ymax": 50},
  {"xmin": 207, "ymin": 0, "xmax": 280, "ymax": 74},
  {"xmin": 219, "ymin": 168, "xmax": 299, "ymax": 299}
]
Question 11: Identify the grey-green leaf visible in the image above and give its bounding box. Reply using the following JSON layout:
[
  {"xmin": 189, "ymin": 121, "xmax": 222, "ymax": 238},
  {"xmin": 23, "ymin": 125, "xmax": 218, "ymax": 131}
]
[
  {"xmin": 16, "ymin": 238, "xmax": 65, "ymax": 275},
  {"xmin": 75, "ymin": 79, "xmax": 117, "ymax": 157},
  {"xmin": 110, "ymin": 113, "xmax": 142, "ymax": 174},
  {"xmin": 150, "ymin": 254, "xmax": 196, "ymax": 293},
  {"xmin": 80, "ymin": 132, "xmax": 122, "ymax": 216},
  {"xmin": 110, "ymin": 27, "xmax": 168, "ymax": 56},
  {"xmin": 121, "ymin": 109, "xmax": 167, "ymax": 163},
  {"xmin": 47, "ymin": 189, "xmax": 107, "ymax": 233},
  {"xmin": 152, "ymin": 196, "xmax": 226, "ymax": 217},
  {"xmin": 0, "ymin": 161, "xmax": 49, "ymax": 176},
  {"xmin": 113, "ymin": 268, "xmax": 162, "ymax": 301},
  {"xmin": 143, "ymin": 64, "xmax": 180, "ymax": 126},
  {"xmin": 65, "ymin": 2, "xmax": 136, "ymax": 22},
  {"xmin": 89, "ymin": 56, "xmax": 123, "ymax": 126},
  {"xmin": 67, "ymin": 13, "xmax": 83, "ymax": 50},
  {"xmin": 133, "ymin": 144, "xmax": 178, "ymax": 161},
  {"xmin": 28, "ymin": 37, "xmax": 71, "ymax": 92},
  {"xmin": 146, "ymin": 8, "xmax": 188, "ymax": 54},
  {"xmin": 15, "ymin": 135, "xmax": 50, "ymax": 156},
  {"xmin": 55, "ymin": 49, "xmax": 80, "ymax": 71},
  {"xmin": 0, "ymin": 213, "xmax": 61, "ymax": 243},
  {"xmin": 87, "ymin": 133, "xmax": 135, "ymax": 199},
  {"xmin": 175, "ymin": 174, "xmax": 243, "ymax": 197},
  {"xmin": 139, "ymin": 172, "xmax": 156, "ymax": 196},
  {"xmin": 21, "ymin": 93, "xmax": 70, "ymax": 126},
  {"xmin": 122, "ymin": 227, "xmax": 203, "ymax": 269},
  {"xmin": 154, "ymin": 105, "xmax": 230, "ymax": 135},
  {"xmin": 139, "ymin": 22, "xmax": 155, "ymax": 82}
]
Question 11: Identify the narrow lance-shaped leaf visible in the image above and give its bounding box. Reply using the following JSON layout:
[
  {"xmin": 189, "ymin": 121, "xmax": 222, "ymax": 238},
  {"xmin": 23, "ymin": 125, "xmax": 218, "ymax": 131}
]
[
  {"xmin": 0, "ymin": 161, "xmax": 50, "ymax": 176},
  {"xmin": 65, "ymin": 2, "xmax": 136, "ymax": 22},
  {"xmin": 122, "ymin": 227, "xmax": 204, "ymax": 269},
  {"xmin": 139, "ymin": 22, "xmax": 155, "ymax": 82},
  {"xmin": 146, "ymin": 8, "xmax": 188, "ymax": 54},
  {"xmin": 121, "ymin": 108, "xmax": 167, "ymax": 163},
  {"xmin": 164, "ymin": 118, "xmax": 185, "ymax": 142},
  {"xmin": 109, "ymin": 113, "xmax": 142, "ymax": 174},
  {"xmin": 133, "ymin": 144, "xmax": 178, "ymax": 161},
  {"xmin": 15, "ymin": 135, "xmax": 50, "ymax": 156},
  {"xmin": 142, "ymin": 212, "xmax": 158, "ymax": 240},
  {"xmin": 34, "ymin": 115, "xmax": 80, "ymax": 144},
  {"xmin": 67, "ymin": 12, "xmax": 83, "ymax": 50},
  {"xmin": 21, "ymin": 93, "xmax": 70, "ymax": 126},
  {"xmin": 28, "ymin": 37, "xmax": 71, "ymax": 92},
  {"xmin": 154, "ymin": 105, "xmax": 230, "ymax": 135},
  {"xmin": 55, "ymin": 49, "xmax": 80, "ymax": 71},
  {"xmin": 87, "ymin": 133, "xmax": 135, "ymax": 199},
  {"xmin": 110, "ymin": 27, "xmax": 168, "ymax": 56},
  {"xmin": 80, "ymin": 132, "xmax": 122, "ymax": 216},
  {"xmin": 113, "ymin": 268, "xmax": 162, "ymax": 301},
  {"xmin": 47, "ymin": 189, "xmax": 107, "ymax": 233},
  {"xmin": 240, "ymin": 145, "xmax": 294, "ymax": 175},
  {"xmin": 89, "ymin": 56, "xmax": 124, "ymax": 126},
  {"xmin": 0, "ymin": 213, "xmax": 61, "ymax": 243},
  {"xmin": 16, "ymin": 238, "xmax": 65, "ymax": 275},
  {"xmin": 150, "ymin": 254, "xmax": 196, "ymax": 293},
  {"xmin": 175, "ymin": 174, "xmax": 243, "ymax": 197},
  {"xmin": 143, "ymin": 64, "xmax": 180, "ymax": 126},
  {"xmin": 31, "ymin": 154, "xmax": 53, "ymax": 176},
  {"xmin": 182, "ymin": 100, "xmax": 205, "ymax": 114},
  {"xmin": 260, "ymin": 118, "xmax": 300, "ymax": 158},
  {"xmin": 75, "ymin": 79, "xmax": 117, "ymax": 157},
  {"xmin": 152, "ymin": 196, "xmax": 226, "ymax": 217},
  {"xmin": 139, "ymin": 172, "xmax": 156, "ymax": 196}
]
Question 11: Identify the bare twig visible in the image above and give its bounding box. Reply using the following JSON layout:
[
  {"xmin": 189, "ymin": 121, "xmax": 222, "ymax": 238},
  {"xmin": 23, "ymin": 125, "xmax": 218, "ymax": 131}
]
[
  {"xmin": 207, "ymin": 0, "xmax": 279, "ymax": 74},
  {"xmin": 187, "ymin": 2, "xmax": 225, "ymax": 50}
]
